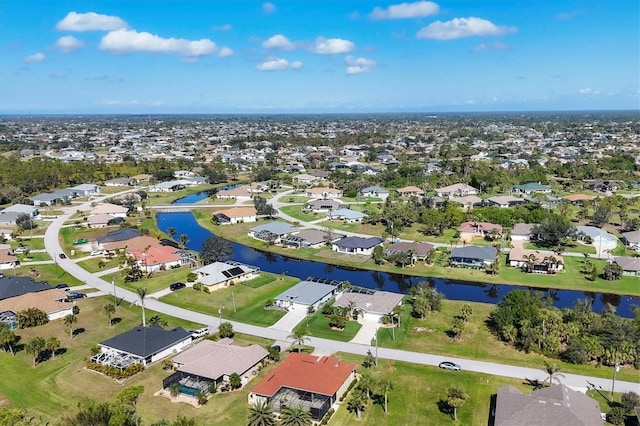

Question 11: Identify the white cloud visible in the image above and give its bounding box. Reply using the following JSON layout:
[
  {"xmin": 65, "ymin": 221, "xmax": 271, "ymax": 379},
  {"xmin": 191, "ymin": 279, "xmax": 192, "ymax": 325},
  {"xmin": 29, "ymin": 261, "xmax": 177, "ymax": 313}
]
[
  {"xmin": 218, "ymin": 47, "xmax": 234, "ymax": 57},
  {"xmin": 24, "ymin": 52, "xmax": 45, "ymax": 62},
  {"xmin": 369, "ymin": 1, "xmax": 440, "ymax": 20},
  {"xmin": 263, "ymin": 2, "xmax": 276, "ymax": 14},
  {"xmin": 578, "ymin": 88, "xmax": 600, "ymax": 95},
  {"xmin": 262, "ymin": 34, "xmax": 295, "ymax": 50},
  {"xmin": 313, "ymin": 37, "xmax": 355, "ymax": 54},
  {"xmin": 56, "ymin": 35, "xmax": 84, "ymax": 53},
  {"xmin": 417, "ymin": 17, "xmax": 517, "ymax": 40},
  {"xmin": 256, "ymin": 58, "xmax": 302, "ymax": 71},
  {"xmin": 474, "ymin": 41, "xmax": 508, "ymax": 51},
  {"xmin": 99, "ymin": 29, "xmax": 217, "ymax": 57},
  {"xmin": 213, "ymin": 24, "xmax": 232, "ymax": 31},
  {"xmin": 345, "ymin": 55, "xmax": 377, "ymax": 74},
  {"xmin": 56, "ymin": 11, "xmax": 128, "ymax": 32}
]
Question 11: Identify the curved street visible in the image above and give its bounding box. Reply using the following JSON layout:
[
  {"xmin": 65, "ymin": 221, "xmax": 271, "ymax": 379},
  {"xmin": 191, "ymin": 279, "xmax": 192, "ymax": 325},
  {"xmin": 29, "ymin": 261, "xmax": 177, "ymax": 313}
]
[{"xmin": 42, "ymin": 190, "xmax": 640, "ymax": 393}]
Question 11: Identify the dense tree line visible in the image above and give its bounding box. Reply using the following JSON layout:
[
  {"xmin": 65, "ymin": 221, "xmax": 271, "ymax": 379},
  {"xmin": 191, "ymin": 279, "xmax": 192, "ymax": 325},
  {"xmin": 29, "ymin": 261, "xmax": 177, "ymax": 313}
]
[{"xmin": 489, "ymin": 290, "xmax": 640, "ymax": 368}]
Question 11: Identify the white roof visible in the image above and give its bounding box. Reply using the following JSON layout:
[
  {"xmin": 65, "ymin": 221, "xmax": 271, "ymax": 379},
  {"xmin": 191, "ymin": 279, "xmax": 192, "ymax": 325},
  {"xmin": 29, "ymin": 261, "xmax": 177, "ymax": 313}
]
[
  {"xmin": 575, "ymin": 226, "xmax": 618, "ymax": 242},
  {"xmin": 194, "ymin": 262, "xmax": 255, "ymax": 286}
]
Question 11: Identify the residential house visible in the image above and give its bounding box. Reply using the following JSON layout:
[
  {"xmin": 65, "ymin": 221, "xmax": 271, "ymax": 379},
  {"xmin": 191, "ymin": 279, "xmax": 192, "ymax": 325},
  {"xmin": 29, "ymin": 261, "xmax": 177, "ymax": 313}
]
[
  {"xmin": 305, "ymin": 199, "xmax": 344, "ymax": 213},
  {"xmin": 359, "ymin": 186, "xmax": 389, "ymax": 201},
  {"xmin": 585, "ymin": 179, "xmax": 619, "ymax": 192},
  {"xmin": 292, "ymin": 173, "xmax": 318, "ymax": 185},
  {"xmin": 249, "ymin": 353, "xmax": 357, "ymax": 421},
  {"xmin": 562, "ymin": 194, "xmax": 596, "ymax": 206},
  {"xmin": 306, "ymin": 187, "xmax": 342, "ymax": 199},
  {"xmin": 0, "ymin": 212, "xmax": 25, "ymax": 226},
  {"xmin": 458, "ymin": 221, "xmax": 503, "ymax": 243},
  {"xmin": 96, "ymin": 228, "xmax": 142, "ymax": 247},
  {"xmin": 334, "ymin": 291, "xmax": 404, "ymax": 322},
  {"xmin": 193, "ymin": 261, "xmax": 260, "ymax": 290},
  {"xmin": 575, "ymin": 226, "xmax": 618, "ymax": 254},
  {"xmin": 248, "ymin": 222, "xmax": 299, "ymax": 244},
  {"xmin": 613, "ymin": 257, "xmax": 640, "ymax": 276},
  {"xmin": 131, "ymin": 245, "xmax": 186, "ymax": 272},
  {"xmin": 0, "ymin": 249, "xmax": 18, "ymax": 271},
  {"xmin": 493, "ymin": 385, "xmax": 602, "ymax": 426},
  {"xmin": 281, "ymin": 229, "xmax": 342, "ymax": 249},
  {"xmin": 449, "ymin": 246, "xmax": 498, "ymax": 268},
  {"xmin": 511, "ymin": 223, "xmax": 536, "ymax": 241},
  {"xmin": 486, "ymin": 195, "xmax": 525, "ymax": 208},
  {"xmin": 621, "ymin": 230, "xmax": 640, "ymax": 251},
  {"xmin": 213, "ymin": 207, "xmax": 257, "ymax": 225},
  {"xmin": 385, "ymin": 241, "xmax": 434, "ymax": 263},
  {"xmin": 435, "ymin": 183, "xmax": 479, "ymax": 198},
  {"xmin": 216, "ymin": 186, "xmax": 252, "ymax": 200},
  {"xmin": 0, "ymin": 276, "xmax": 73, "ymax": 321},
  {"xmin": 1, "ymin": 204, "xmax": 39, "ymax": 218},
  {"xmin": 332, "ymin": 236, "xmax": 383, "ymax": 256},
  {"xmin": 327, "ymin": 208, "xmax": 368, "ymax": 223},
  {"xmin": 164, "ymin": 339, "xmax": 268, "ymax": 396},
  {"xmin": 449, "ymin": 195, "xmax": 483, "ymax": 210},
  {"xmin": 512, "ymin": 182, "xmax": 552, "ymax": 195},
  {"xmin": 507, "ymin": 242, "xmax": 564, "ymax": 272},
  {"xmin": 131, "ymin": 174, "xmax": 153, "ymax": 185},
  {"xmin": 90, "ymin": 203, "xmax": 129, "ymax": 218},
  {"xmin": 87, "ymin": 213, "xmax": 124, "ymax": 228},
  {"xmin": 274, "ymin": 280, "xmax": 339, "ymax": 311},
  {"xmin": 30, "ymin": 191, "xmax": 71, "ymax": 206},
  {"xmin": 396, "ymin": 186, "xmax": 425, "ymax": 197},
  {"xmin": 92, "ymin": 326, "xmax": 192, "ymax": 368},
  {"xmin": 69, "ymin": 184, "xmax": 101, "ymax": 197},
  {"xmin": 104, "ymin": 177, "xmax": 132, "ymax": 187}
]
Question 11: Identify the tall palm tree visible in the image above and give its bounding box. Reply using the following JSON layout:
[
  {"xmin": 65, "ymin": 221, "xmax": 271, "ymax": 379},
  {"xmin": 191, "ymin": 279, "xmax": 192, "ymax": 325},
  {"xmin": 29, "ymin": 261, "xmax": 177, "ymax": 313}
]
[
  {"xmin": 167, "ymin": 227, "xmax": 177, "ymax": 241},
  {"xmin": 279, "ymin": 405, "xmax": 312, "ymax": 426},
  {"xmin": 377, "ymin": 378, "xmax": 393, "ymax": 414},
  {"xmin": 179, "ymin": 234, "xmax": 189, "ymax": 249},
  {"xmin": 542, "ymin": 360, "xmax": 565, "ymax": 386},
  {"xmin": 103, "ymin": 303, "xmax": 116, "ymax": 327},
  {"xmin": 136, "ymin": 287, "xmax": 148, "ymax": 327},
  {"xmin": 64, "ymin": 314, "xmax": 77, "ymax": 338},
  {"xmin": 287, "ymin": 329, "xmax": 310, "ymax": 352},
  {"xmin": 46, "ymin": 336, "xmax": 60, "ymax": 358},
  {"xmin": 347, "ymin": 388, "xmax": 368, "ymax": 419},
  {"xmin": 446, "ymin": 386, "xmax": 468, "ymax": 421},
  {"xmin": 0, "ymin": 324, "xmax": 16, "ymax": 355},
  {"xmin": 247, "ymin": 400, "xmax": 276, "ymax": 426},
  {"xmin": 25, "ymin": 336, "xmax": 45, "ymax": 366}
]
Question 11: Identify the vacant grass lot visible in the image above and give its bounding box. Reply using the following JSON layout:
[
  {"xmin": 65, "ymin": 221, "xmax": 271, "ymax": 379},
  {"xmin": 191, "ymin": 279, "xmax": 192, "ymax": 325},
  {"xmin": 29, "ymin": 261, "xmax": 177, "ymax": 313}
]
[
  {"xmin": 160, "ymin": 273, "xmax": 300, "ymax": 327},
  {"xmin": 375, "ymin": 300, "xmax": 640, "ymax": 384},
  {"xmin": 524, "ymin": 241, "xmax": 596, "ymax": 255},
  {"xmin": 118, "ymin": 267, "xmax": 195, "ymax": 295},
  {"xmin": 330, "ymin": 352, "xmax": 533, "ymax": 426},
  {"xmin": 76, "ymin": 256, "xmax": 120, "ymax": 273},
  {"xmin": 279, "ymin": 205, "xmax": 322, "ymax": 222},
  {"xmin": 293, "ymin": 312, "xmax": 362, "ymax": 342},
  {"xmin": 13, "ymin": 263, "xmax": 85, "ymax": 287}
]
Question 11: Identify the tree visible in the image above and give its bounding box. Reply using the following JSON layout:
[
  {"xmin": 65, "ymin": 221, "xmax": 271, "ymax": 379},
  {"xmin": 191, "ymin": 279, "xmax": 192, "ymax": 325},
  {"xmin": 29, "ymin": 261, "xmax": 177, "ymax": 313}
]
[
  {"xmin": 103, "ymin": 303, "xmax": 116, "ymax": 327},
  {"xmin": 45, "ymin": 336, "xmax": 60, "ymax": 359},
  {"xmin": 148, "ymin": 315, "xmax": 169, "ymax": 328},
  {"xmin": 621, "ymin": 391, "xmax": 640, "ymax": 413},
  {"xmin": 602, "ymin": 262, "xmax": 623, "ymax": 281},
  {"xmin": 136, "ymin": 287, "xmax": 148, "ymax": 327},
  {"xmin": 542, "ymin": 361, "xmax": 564, "ymax": 386},
  {"xmin": 372, "ymin": 245, "xmax": 385, "ymax": 265},
  {"xmin": 247, "ymin": 400, "xmax": 276, "ymax": 426},
  {"xmin": 592, "ymin": 203, "xmax": 612, "ymax": 228},
  {"xmin": 0, "ymin": 323, "xmax": 16, "ymax": 355},
  {"xmin": 279, "ymin": 405, "xmax": 312, "ymax": 426},
  {"xmin": 606, "ymin": 406, "xmax": 626, "ymax": 426},
  {"xmin": 376, "ymin": 378, "xmax": 393, "ymax": 414},
  {"xmin": 17, "ymin": 307, "xmax": 49, "ymax": 328},
  {"xmin": 267, "ymin": 346, "xmax": 280, "ymax": 362},
  {"xmin": 253, "ymin": 196, "xmax": 276, "ymax": 216},
  {"xmin": 169, "ymin": 382, "xmax": 180, "ymax": 398},
  {"xmin": 114, "ymin": 386, "xmax": 144, "ymax": 426},
  {"xmin": 16, "ymin": 214, "xmax": 36, "ymax": 231},
  {"xmin": 460, "ymin": 304, "xmax": 473, "ymax": 321},
  {"xmin": 200, "ymin": 235, "xmax": 233, "ymax": 265},
  {"xmin": 362, "ymin": 349, "xmax": 376, "ymax": 369},
  {"xmin": 446, "ymin": 386, "xmax": 468, "ymax": 421},
  {"xmin": 167, "ymin": 226, "xmax": 177, "ymax": 241},
  {"xmin": 287, "ymin": 329, "xmax": 310, "ymax": 352},
  {"xmin": 63, "ymin": 401, "xmax": 113, "ymax": 426},
  {"xmin": 450, "ymin": 317, "xmax": 466, "ymax": 340},
  {"xmin": 347, "ymin": 387, "xmax": 368, "ymax": 419},
  {"xmin": 25, "ymin": 336, "xmax": 45, "ymax": 366},
  {"xmin": 218, "ymin": 321, "xmax": 234, "ymax": 338},
  {"xmin": 531, "ymin": 215, "xmax": 575, "ymax": 248},
  {"xmin": 229, "ymin": 372, "xmax": 242, "ymax": 389},
  {"xmin": 64, "ymin": 314, "xmax": 77, "ymax": 338},
  {"xmin": 178, "ymin": 234, "xmax": 189, "ymax": 249}
]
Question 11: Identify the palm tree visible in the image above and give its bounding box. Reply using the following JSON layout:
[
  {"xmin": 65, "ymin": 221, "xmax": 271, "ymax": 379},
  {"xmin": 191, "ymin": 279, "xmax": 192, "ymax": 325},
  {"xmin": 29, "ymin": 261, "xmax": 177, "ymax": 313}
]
[
  {"xmin": 542, "ymin": 360, "xmax": 565, "ymax": 386},
  {"xmin": 168, "ymin": 382, "xmax": 180, "ymax": 398},
  {"xmin": 287, "ymin": 329, "xmax": 310, "ymax": 352},
  {"xmin": 0, "ymin": 324, "xmax": 16, "ymax": 355},
  {"xmin": 25, "ymin": 336, "xmax": 45, "ymax": 366},
  {"xmin": 347, "ymin": 387, "xmax": 368, "ymax": 419},
  {"xmin": 167, "ymin": 226, "xmax": 177, "ymax": 241},
  {"xmin": 179, "ymin": 234, "xmax": 189, "ymax": 249},
  {"xmin": 279, "ymin": 405, "xmax": 312, "ymax": 426},
  {"xmin": 46, "ymin": 336, "xmax": 61, "ymax": 358},
  {"xmin": 522, "ymin": 253, "xmax": 538, "ymax": 273},
  {"xmin": 103, "ymin": 303, "xmax": 116, "ymax": 327},
  {"xmin": 247, "ymin": 400, "xmax": 276, "ymax": 426},
  {"xmin": 148, "ymin": 315, "xmax": 168, "ymax": 328},
  {"xmin": 64, "ymin": 314, "xmax": 77, "ymax": 338},
  {"xmin": 446, "ymin": 386, "xmax": 468, "ymax": 421},
  {"xmin": 136, "ymin": 287, "xmax": 148, "ymax": 327},
  {"xmin": 377, "ymin": 378, "xmax": 393, "ymax": 414},
  {"xmin": 358, "ymin": 371, "xmax": 375, "ymax": 399}
]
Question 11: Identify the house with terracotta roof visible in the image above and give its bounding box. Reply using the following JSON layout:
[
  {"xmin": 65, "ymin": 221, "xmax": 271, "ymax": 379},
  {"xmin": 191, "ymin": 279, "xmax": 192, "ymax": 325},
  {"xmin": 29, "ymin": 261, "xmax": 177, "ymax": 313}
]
[
  {"xmin": 0, "ymin": 277, "xmax": 73, "ymax": 321},
  {"xmin": 131, "ymin": 246, "xmax": 184, "ymax": 272},
  {"xmin": 435, "ymin": 183, "xmax": 478, "ymax": 198},
  {"xmin": 213, "ymin": 207, "xmax": 257, "ymax": 225},
  {"xmin": 90, "ymin": 203, "xmax": 129, "ymax": 218},
  {"xmin": 458, "ymin": 221, "xmax": 503, "ymax": 242},
  {"xmin": 396, "ymin": 185, "xmax": 425, "ymax": 197},
  {"xmin": 164, "ymin": 338, "xmax": 268, "ymax": 396},
  {"xmin": 216, "ymin": 186, "xmax": 252, "ymax": 200},
  {"xmin": 0, "ymin": 249, "xmax": 18, "ymax": 271},
  {"xmin": 507, "ymin": 241, "xmax": 564, "ymax": 272},
  {"xmin": 562, "ymin": 194, "xmax": 596, "ymax": 206},
  {"xmin": 248, "ymin": 353, "xmax": 357, "ymax": 421}
]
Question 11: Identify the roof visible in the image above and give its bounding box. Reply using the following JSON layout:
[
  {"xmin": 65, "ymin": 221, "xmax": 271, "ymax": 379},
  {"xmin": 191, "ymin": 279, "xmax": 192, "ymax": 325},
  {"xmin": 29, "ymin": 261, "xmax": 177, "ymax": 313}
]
[
  {"xmin": 562, "ymin": 194, "xmax": 596, "ymax": 202},
  {"xmin": 494, "ymin": 384, "xmax": 602, "ymax": 426},
  {"xmin": 194, "ymin": 261, "xmax": 257, "ymax": 286},
  {"xmin": 487, "ymin": 195, "xmax": 523, "ymax": 205},
  {"xmin": 251, "ymin": 353, "xmax": 356, "ymax": 397},
  {"xmin": 90, "ymin": 203, "xmax": 129, "ymax": 215},
  {"xmin": 307, "ymin": 199, "xmax": 343, "ymax": 208},
  {"xmin": 614, "ymin": 256, "xmax": 640, "ymax": 272},
  {"xmin": 173, "ymin": 339, "xmax": 268, "ymax": 380},
  {"xmin": 250, "ymin": 222, "xmax": 299, "ymax": 236},
  {"xmin": 97, "ymin": 228, "xmax": 141, "ymax": 244},
  {"xmin": 1, "ymin": 204, "xmax": 37, "ymax": 214},
  {"xmin": 333, "ymin": 236, "xmax": 383, "ymax": 249},
  {"xmin": 450, "ymin": 195, "xmax": 483, "ymax": 205},
  {"xmin": 0, "ymin": 276, "xmax": 52, "ymax": 301},
  {"xmin": 0, "ymin": 288, "xmax": 71, "ymax": 316},
  {"xmin": 307, "ymin": 187, "xmax": 341, "ymax": 194},
  {"xmin": 328, "ymin": 208, "xmax": 367, "ymax": 220},
  {"xmin": 275, "ymin": 280, "xmax": 337, "ymax": 306},
  {"xmin": 450, "ymin": 246, "xmax": 498, "ymax": 261},
  {"xmin": 622, "ymin": 230, "xmax": 640, "ymax": 244},
  {"xmin": 385, "ymin": 242, "xmax": 434, "ymax": 257},
  {"xmin": 459, "ymin": 221, "xmax": 503, "ymax": 233},
  {"xmin": 217, "ymin": 186, "xmax": 251, "ymax": 197},
  {"xmin": 512, "ymin": 223, "xmax": 536, "ymax": 236},
  {"xmin": 99, "ymin": 326, "xmax": 191, "ymax": 358},
  {"xmin": 436, "ymin": 183, "xmax": 477, "ymax": 193},
  {"xmin": 88, "ymin": 213, "xmax": 115, "ymax": 226},
  {"xmin": 294, "ymin": 229, "xmax": 341, "ymax": 245},
  {"xmin": 212, "ymin": 206, "xmax": 257, "ymax": 219},
  {"xmin": 132, "ymin": 246, "xmax": 181, "ymax": 266},
  {"xmin": 334, "ymin": 291, "xmax": 404, "ymax": 315},
  {"xmin": 513, "ymin": 182, "xmax": 551, "ymax": 191},
  {"xmin": 396, "ymin": 185, "xmax": 424, "ymax": 194},
  {"xmin": 360, "ymin": 186, "xmax": 389, "ymax": 194},
  {"xmin": 70, "ymin": 183, "xmax": 99, "ymax": 191},
  {"xmin": 575, "ymin": 226, "xmax": 618, "ymax": 242}
]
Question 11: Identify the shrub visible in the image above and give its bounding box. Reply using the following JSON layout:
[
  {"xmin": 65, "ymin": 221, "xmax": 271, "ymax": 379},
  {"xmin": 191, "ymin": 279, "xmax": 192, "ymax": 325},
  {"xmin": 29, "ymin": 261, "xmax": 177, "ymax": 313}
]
[
  {"xmin": 328, "ymin": 315, "xmax": 345, "ymax": 330},
  {"xmin": 186, "ymin": 272, "xmax": 197, "ymax": 282},
  {"xmin": 86, "ymin": 362, "xmax": 143, "ymax": 379},
  {"xmin": 606, "ymin": 407, "xmax": 626, "ymax": 425},
  {"xmin": 265, "ymin": 298, "xmax": 275, "ymax": 308},
  {"xmin": 320, "ymin": 408, "xmax": 335, "ymax": 425},
  {"xmin": 192, "ymin": 282, "xmax": 202, "ymax": 291}
]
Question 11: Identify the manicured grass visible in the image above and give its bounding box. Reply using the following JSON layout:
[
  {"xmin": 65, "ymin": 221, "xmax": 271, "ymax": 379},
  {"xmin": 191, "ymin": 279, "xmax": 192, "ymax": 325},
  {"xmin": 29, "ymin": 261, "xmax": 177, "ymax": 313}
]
[
  {"xmin": 524, "ymin": 241, "xmax": 596, "ymax": 255},
  {"xmin": 375, "ymin": 300, "xmax": 640, "ymax": 384},
  {"xmin": 330, "ymin": 352, "xmax": 533, "ymax": 426},
  {"xmin": 279, "ymin": 205, "xmax": 322, "ymax": 222},
  {"xmin": 293, "ymin": 312, "xmax": 362, "ymax": 342},
  {"xmin": 11, "ymin": 237, "xmax": 45, "ymax": 250},
  {"xmin": 160, "ymin": 273, "xmax": 300, "ymax": 327},
  {"xmin": 18, "ymin": 252, "xmax": 51, "ymax": 262},
  {"xmin": 118, "ymin": 267, "xmax": 195, "ymax": 295},
  {"xmin": 13, "ymin": 264, "xmax": 85, "ymax": 287},
  {"xmin": 76, "ymin": 256, "xmax": 120, "ymax": 273},
  {"xmin": 280, "ymin": 196, "xmax": 310, "ymax": 203}
]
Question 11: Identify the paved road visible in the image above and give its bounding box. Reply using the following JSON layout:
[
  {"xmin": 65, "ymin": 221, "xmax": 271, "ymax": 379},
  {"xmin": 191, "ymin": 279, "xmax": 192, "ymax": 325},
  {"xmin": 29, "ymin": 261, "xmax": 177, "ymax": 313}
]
[{"xmin": 42, "ymin": 189, "xmax": 640, "ymax": 393}]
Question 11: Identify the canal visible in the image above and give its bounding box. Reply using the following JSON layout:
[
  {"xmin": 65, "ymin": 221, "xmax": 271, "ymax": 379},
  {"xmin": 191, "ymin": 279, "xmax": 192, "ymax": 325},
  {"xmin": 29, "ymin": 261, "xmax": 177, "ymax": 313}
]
[{"xmin": 157, "ymin": 212, "xmax": 640, "ymax": 318}]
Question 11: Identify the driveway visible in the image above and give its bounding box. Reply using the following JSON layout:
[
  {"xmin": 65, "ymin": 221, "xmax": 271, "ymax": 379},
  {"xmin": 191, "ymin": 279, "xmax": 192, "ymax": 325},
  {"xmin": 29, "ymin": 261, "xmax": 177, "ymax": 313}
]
[
  {"xmin": 269, "ymin": 308, "xmax": 308, "ymax": 332},
  {"xmin": 349, "ymin": 318, "xmax": 379, "ymax": 345}
]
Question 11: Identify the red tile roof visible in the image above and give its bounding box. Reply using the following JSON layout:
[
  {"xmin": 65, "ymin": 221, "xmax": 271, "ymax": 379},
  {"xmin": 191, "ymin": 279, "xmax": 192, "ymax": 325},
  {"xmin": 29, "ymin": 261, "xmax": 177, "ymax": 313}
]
[{"xmin": 251, "ymin": 353, "xmax": 356, "ymax": 397}]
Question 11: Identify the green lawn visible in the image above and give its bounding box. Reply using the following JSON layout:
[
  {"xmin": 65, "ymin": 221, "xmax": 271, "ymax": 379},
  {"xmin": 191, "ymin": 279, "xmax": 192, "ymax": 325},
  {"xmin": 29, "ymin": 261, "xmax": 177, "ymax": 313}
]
[
  {"xmin": 11, "ymin": 237, "xmax": 45, "ymax": 250},
  {"xmin": 279, "ymin": 205, "xmax": 322, "ymax": 222},
  {"xmin": 18, "ymin": 252, "xmax": 51, "ymax": 262},
  {"xmin": 76, "ymin": 256, "xmax": 120, "ymax": 273},
  {"xmin": 293, "ymin": 312, "xmax": 362, "ymax": 342},
  {"xmin": 375, "ymin": 300, "xmax": 640, "ymax": 384},
  {"xmin": 160, "ymin": 273, "xmax": 300, "ymax": 327},
  {"xmin": 13, "ymin": 264, "xmax": 85, "ymax": 287},
  {"xmin": 524, "ymin": 241, "xmax": 596, "ymax": 255},
  {"xmin": 118, "ymin": 267, "xmax": 195, "ymax": 294}
]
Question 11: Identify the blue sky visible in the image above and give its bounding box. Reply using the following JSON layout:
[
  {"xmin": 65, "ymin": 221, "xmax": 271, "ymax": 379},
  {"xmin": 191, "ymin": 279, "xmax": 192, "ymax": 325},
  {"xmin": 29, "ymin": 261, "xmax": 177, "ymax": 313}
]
[{"xmin": 1, "ymin": 1, "xmax": 638, "ymax": 113}]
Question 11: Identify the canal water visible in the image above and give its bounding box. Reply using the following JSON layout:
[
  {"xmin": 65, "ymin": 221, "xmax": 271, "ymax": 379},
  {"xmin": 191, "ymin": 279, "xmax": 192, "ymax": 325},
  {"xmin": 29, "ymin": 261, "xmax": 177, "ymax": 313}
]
[
  {"xmin": 171, "ymin": 184, "xmax": 242, "ymax": 204},
  {"xmin": 157, "ymin": 212, "xmax": 639, "ymax": 318}
]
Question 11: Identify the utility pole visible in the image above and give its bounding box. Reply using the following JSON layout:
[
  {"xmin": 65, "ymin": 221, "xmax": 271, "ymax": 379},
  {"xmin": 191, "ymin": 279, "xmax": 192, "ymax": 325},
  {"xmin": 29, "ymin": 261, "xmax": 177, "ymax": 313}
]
[
  {"xmin": 232, "ymin": 290, "xmax": 236, "ymax": 313},
  {"xmin": 373, "ymin": 328, "xmax": 378, "ymax": 366},
  {"xmin": 112, "ymin": 277, "xmax": 116, "ymax": 303},
  {"xmin": 218, "ymin": 304, "xmax": 223, "ymax": 326},
  {"xmin": 611, "ymin": 362, "xmax": 620, "ymax": 400}
]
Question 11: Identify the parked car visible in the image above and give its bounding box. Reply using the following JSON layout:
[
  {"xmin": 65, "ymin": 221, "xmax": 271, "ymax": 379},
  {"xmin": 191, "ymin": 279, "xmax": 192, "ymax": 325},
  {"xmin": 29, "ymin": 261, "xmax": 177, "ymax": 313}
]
[
  {"xmin": 169, "ymin": 282, "xmax": 186, "ymax": 291},
  {"xmin": 438, "ymin": 361, "xmax": 461, "ymax": 371},
  {"xmin": 66, "ymin": 292, "xmax": 86, "ymax": 300},
  {"xmin": 189, "ymin": 328, "xmax": 208, "ymax": 339},
  {"xmin": 59, "ymin": 253, "xmax": 67, "ymax": 259},
  {"xmin": 55, "ymin": 283, "xmax": 69, "ymax": 290},
  {"xmin": 90, "ymin": 250, "xmax": 103, "ymax": 256},
  {"xmin": 13, "ymin": 246, "xmax": 27, "ymax": 254}
]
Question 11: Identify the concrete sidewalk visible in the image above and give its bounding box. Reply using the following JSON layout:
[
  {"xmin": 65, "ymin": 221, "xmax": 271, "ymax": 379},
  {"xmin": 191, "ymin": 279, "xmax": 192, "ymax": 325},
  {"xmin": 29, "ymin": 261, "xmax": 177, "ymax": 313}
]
[{"xmin": 269, "ymin": 309, "xmax": 308, "ymax": 332}]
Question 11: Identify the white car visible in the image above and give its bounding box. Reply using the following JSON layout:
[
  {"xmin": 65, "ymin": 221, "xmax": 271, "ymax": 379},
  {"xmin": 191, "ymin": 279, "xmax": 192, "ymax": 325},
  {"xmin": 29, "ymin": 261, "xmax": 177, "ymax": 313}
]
[
  {"xmin": 90, "ymin": 250, "xmax": 103, "ymax": 256},
  {"xmin": 189, "ymin": 328, "xmax": 209, "ymax": 339}
]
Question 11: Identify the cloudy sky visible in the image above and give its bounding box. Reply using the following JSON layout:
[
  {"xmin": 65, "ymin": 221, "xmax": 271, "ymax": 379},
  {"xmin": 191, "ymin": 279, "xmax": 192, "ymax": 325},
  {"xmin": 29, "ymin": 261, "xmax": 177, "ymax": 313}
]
[{"xmin": 1, "ymin": 1, "xmax": 638, "ymax": 113}]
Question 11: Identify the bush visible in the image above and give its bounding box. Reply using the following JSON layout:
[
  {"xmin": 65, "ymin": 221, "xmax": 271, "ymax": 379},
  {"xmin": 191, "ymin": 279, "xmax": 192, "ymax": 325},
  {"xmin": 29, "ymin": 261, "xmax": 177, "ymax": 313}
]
[
  {"xmin": 186, "ymin": 272, "xmax": 197, "ymax": 282},
  {"xmin": 86, "ymin": 362, "xmax": 143, "ymax": 379},
  {"xmin": 328, "ymin": 315, "xmax": 345, "ymax": 330},
  {"xmin": 606, "ymin": 407, "xmax": 626, "ymax": 425},
  {"xmin": 320, "ymin": 408, "xmax": 335, "ymax": 425},
  {"xmin": 265, "ymin": 298, "xmax": 275, "ymax": 308},
  {"xmin": 192, "ymin": 282, "xmax": 202, "ymax": 291}
]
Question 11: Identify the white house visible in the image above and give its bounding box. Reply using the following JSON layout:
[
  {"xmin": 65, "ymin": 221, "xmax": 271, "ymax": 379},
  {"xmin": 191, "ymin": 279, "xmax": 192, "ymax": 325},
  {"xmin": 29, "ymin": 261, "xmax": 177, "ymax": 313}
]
[
  {"xmin": 332, "ymin": 236, "xmax": 383, "ymax": 256},
  {"xmin": 193, "ymin": 261, "xmax": 260, "ymax": 291}
]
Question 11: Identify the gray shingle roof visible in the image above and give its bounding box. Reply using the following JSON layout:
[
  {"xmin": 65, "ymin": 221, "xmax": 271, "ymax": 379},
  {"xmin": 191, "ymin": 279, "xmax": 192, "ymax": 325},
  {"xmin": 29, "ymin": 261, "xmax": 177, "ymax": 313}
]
[
  {"xmin": 614, "ymin": 256, "xmax": 640, "ymax": 272},
  {"xmin": 275, "ymin": 281, "xmax": 336, "ymax": 306},
  {"xmin": 250, "ymin": 222, "xmax": 299, "ymax": 236},
  {"xmin": 450, "ymin": 246, "xmax": 497, "ymax": 261},
  {"xmin": 334, "ymin": 236, "xmax": 383, "ymax": 249},
  {"xmin": 0, "ymin": 276, "xmax": 52, "ymax": 301},
  {"xmin": 100, "ymin": 326, "xmax": 191, "ymax": 358}
]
